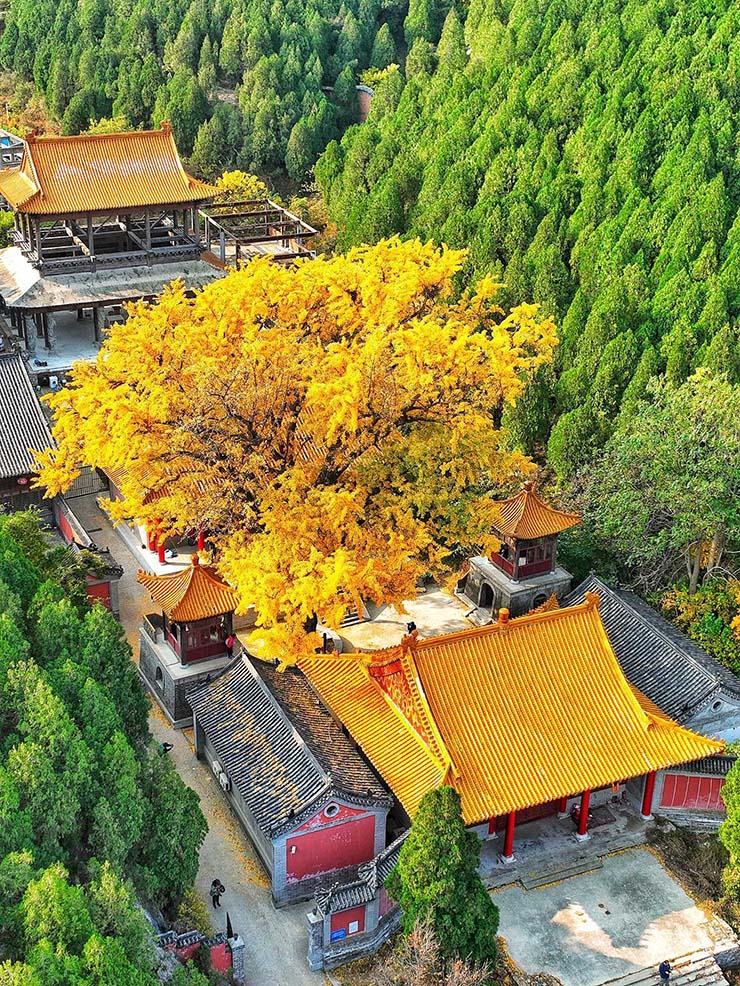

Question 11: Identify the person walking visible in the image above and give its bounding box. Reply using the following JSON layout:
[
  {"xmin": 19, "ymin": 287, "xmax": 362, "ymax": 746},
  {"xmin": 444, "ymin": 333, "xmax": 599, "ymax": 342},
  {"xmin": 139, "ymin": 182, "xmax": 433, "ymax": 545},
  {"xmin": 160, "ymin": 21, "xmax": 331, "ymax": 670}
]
[
  {"xmin": 210, "ymin": 879, "xmax": 225, "ymax": 908},
  {"xmin": 658, "ymin": 959, "xmax": 671, "ymax": 983},
  {"xmin": 225, "ymin": 634, "xmax": 235, "ymax": 658}
]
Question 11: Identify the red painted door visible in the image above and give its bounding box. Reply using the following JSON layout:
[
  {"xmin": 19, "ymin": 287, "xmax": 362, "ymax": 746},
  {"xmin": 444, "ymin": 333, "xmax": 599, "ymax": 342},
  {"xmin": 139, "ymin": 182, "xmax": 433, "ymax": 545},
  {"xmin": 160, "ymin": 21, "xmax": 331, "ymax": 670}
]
[{"xmin": 660, "ymin": 773, "xmax": 725, "ymax": 812}]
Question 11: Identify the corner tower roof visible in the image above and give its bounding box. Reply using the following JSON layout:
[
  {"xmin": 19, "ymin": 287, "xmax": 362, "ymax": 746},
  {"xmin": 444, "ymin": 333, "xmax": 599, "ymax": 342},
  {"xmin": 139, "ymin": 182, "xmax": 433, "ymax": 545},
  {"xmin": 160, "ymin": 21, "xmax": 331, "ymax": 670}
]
[
  {"xmin": 490, "ymin": 481, "xmax": 581, "ymax": 539},
  {"xmin": 0, "ymin": 125, "xmax": 217, "ymax": 215},
  {"xmin": 298, "ymin": 595, "xmax": 723, "ymax": 825},
  {"xmin": 137, "ymin": 554, "xmax": 238, "ymax": 622}
]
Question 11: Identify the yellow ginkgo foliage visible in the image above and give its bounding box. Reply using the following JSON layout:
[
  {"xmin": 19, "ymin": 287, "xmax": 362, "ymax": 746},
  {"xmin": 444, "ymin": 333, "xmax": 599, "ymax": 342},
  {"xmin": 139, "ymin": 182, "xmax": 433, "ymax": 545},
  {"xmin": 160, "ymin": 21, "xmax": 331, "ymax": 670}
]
[{"xmin": 37, "ymin": 238, "xmax": 556, "ymax": 657}]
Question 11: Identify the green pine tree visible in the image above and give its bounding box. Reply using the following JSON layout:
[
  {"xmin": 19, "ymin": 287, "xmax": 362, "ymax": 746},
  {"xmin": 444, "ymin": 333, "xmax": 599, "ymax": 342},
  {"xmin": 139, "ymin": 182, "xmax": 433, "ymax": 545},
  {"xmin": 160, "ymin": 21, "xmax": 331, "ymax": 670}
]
[{"xmin": 385, "ymin": 786, "xmax": 499, "ymax": 965}]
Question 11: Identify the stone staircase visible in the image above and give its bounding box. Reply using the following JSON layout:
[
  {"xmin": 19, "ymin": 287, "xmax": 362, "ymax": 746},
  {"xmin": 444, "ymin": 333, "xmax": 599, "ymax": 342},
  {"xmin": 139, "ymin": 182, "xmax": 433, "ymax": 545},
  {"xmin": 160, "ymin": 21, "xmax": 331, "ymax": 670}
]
[
  {"xmin": 519, "ymin": 853, "xmax": 603, "ymax": 890},
  {"xmin": 340, "ymin": 600, "xmax": 369, "ymax": 627},
  {"xmin": 599, "ymin": 950, "xmax": 728, "ymax": 986}
]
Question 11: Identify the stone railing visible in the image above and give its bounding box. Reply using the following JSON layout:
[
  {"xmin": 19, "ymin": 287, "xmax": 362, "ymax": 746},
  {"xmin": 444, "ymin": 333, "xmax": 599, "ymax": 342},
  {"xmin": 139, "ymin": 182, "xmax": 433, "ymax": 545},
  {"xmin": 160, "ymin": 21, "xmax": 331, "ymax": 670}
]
[{"xmin": 142, "ymin": 613, "xmax": 164, "ymax": 644}]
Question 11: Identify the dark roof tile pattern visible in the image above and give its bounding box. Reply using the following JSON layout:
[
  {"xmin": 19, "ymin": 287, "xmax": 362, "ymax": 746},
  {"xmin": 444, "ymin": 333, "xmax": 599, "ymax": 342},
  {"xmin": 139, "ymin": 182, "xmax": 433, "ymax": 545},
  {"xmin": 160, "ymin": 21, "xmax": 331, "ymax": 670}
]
[
  {"xmin": 565, "ymin": 575, "xmax": 740, "ymax": 721},
  {"xmin": 315, "ymin": 832, "xmax": 407, "ymax": 915},
  {"xmin": 676, "ymin": 754, "xmax": 736, "ymax": 776},
  {"xmin": 253, "ymin": 659, "xmax": 387, "ymax": 801},
  {"xmin": 0, "ymin": 353, "xmax": 54, "ymax": 480},
  {"xmin": 188, "ymin": 655, "xmax": 387, "ymax": 838}
]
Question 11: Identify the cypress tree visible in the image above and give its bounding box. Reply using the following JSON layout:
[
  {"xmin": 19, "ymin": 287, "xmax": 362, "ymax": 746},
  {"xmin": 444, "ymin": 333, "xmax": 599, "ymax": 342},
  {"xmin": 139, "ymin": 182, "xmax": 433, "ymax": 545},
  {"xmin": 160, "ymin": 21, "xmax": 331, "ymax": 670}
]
[{"xmin": 385, "ymin": 786, "xmax": 499, "ymax": 965}]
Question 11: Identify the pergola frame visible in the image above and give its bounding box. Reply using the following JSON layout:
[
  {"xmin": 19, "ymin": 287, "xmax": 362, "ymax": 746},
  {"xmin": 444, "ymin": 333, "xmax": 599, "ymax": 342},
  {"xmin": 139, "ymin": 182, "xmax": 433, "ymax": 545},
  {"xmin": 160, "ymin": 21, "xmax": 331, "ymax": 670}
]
[{"xmin": 201, "ymin": 198, "xmax": 317, "ymax": 265}]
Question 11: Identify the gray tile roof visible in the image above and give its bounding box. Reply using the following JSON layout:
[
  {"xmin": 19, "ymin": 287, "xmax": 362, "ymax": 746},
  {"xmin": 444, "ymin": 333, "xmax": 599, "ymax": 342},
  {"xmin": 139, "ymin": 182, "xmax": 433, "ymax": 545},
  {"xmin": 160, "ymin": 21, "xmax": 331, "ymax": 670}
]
[
  {"xmin": 565, "ymin": 575, "xmax": 740, "ymax": 721},
  {"xmin": 315, "ymin": 832, "xmax": 407, "ymax": 915},
  {"xmin": 678, "ymin": 754, "xmax": 736, "ymax": 776},
  {"xmin": 0, "ymin": 352, "xmax": 53, "ymax": 480},
  {"xmin": 188, "ymin": 655, "xmax": 388, "ymax": 838}
]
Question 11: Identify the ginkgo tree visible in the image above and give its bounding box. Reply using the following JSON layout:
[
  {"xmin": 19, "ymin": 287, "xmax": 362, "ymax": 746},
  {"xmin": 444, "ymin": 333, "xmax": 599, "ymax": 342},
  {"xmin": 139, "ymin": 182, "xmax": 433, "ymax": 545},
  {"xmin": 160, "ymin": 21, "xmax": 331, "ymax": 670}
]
[{"xmin": 38, "ymin": 238, "xmax": 556, "ymax": 656}]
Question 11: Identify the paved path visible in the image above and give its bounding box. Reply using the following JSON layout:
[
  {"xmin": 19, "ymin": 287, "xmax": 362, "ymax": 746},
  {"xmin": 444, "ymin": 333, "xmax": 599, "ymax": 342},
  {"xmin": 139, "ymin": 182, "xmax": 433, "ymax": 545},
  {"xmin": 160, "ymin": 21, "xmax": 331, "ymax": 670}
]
[{"xmin": 70, "ymin": 494, "xmax": 325, "ymax": 986}]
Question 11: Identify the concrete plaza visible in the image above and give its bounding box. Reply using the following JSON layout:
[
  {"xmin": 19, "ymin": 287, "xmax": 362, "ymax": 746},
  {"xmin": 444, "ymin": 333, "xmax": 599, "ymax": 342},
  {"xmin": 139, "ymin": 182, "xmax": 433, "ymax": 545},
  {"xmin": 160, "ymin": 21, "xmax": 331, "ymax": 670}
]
[{"xmin": 495, "ymin": 847, "xmax": 726, "ymax": 986}]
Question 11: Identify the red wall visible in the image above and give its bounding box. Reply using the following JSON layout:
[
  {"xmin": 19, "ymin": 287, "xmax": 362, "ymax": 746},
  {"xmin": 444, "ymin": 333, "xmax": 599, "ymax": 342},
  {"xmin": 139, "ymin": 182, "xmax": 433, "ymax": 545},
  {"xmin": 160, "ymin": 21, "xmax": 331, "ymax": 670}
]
[
  {"xmin": 57, "ymin": 509, "xmax": 76, "ymax": 543},
  {"xmin": 86, "ymin": 580, "xmax": 112, "ymax": 610},
  {"xmin": 660, "ymin": 773, "xmax": 725, "ymax": 812},
  {"xmin": 286, "ymin": 812, "xmax": 376, "ymax": 881},
  {"xmin": 330, "ymin": 905, "xmax": 366, "ymax": 936},
  {"xmin": 209, "ymin": 941, "xmax": 231, "ymax": 974},
  {"xmin": 378, "ymin": 887, "xmax": 394, "ymax": 917},
  {"xmin": 174, "ymin": 942, "xmax": 200, "ymax": 963}
]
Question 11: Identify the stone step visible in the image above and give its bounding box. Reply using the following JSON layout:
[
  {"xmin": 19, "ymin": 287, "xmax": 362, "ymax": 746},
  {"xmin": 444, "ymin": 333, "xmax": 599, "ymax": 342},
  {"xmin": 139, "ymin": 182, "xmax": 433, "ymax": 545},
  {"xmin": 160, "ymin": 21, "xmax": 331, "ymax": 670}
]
[
  {"xmin": 598, "ymin": 950, "xmax": 728, "ymax": 986},
  {"xmin": 520, "ymin": 854, "xmax": 603, "ymax": 889}
]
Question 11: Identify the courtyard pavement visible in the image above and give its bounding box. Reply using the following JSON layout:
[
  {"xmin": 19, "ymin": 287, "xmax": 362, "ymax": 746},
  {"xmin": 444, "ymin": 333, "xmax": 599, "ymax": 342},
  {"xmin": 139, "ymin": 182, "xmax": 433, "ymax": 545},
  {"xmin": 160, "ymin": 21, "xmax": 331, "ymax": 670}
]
[
  {"xmin": 495, "ymin": 847, "xmax": 720, "ymax": 986},
  {"xmin": 68, "ymin": 493, "xmax": 325, "ymax": 986},
  {"xmin": 340, "ymin": 585, "xmax": 472, "ymax": 651}
]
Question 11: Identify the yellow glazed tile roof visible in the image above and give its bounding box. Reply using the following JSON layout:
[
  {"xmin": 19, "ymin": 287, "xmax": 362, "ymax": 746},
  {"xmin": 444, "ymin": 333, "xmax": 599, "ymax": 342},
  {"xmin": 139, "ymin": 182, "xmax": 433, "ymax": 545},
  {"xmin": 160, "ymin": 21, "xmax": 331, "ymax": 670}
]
[
  {"xmin": 299, "ymin": 594, "xmax": 723, "ymax": 825},
  {"xmin": 492, "ymin": 482, "xmax": 581, "ymax": 539},
  {"xmin": 137, "ymin": 554, "xmax": 238, "ymax": 622},
  {"xmin": 298, "ymin": 651, "xmax": 449, "ymax": 809},
  {"xmin": 0, "ymin": 125, "xmax": 217, "ymax": 215}
]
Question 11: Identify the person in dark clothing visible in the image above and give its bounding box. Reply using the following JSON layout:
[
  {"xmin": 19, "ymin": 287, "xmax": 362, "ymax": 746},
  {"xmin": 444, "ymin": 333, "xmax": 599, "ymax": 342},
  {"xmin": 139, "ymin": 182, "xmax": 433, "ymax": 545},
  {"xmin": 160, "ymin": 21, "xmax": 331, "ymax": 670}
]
[
  {"xmin": 210, "ymin": 879, "xmax": 225, "ymax": 908},
  {"xmin": 658, "ymin": 959, "xmax": 671, "ymax": 982}
]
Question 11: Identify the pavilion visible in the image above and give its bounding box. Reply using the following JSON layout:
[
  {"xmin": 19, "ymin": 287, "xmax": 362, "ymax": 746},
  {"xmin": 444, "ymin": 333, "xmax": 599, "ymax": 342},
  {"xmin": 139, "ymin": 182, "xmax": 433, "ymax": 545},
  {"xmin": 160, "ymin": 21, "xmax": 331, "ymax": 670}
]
[
  {"xmin": 0, "ymin": 125, "xmax": 224, "ymax": 368},
  {"xmin": 137, "ymin": 554, "xmax": 240, "ymax": 726},
  {"xmin": 299, "ymin": 592, "xmax": 723, "ymax": 862},
  {"xmin": 460, "ymin": 481, "xmax": 581, "ymax": 617}
]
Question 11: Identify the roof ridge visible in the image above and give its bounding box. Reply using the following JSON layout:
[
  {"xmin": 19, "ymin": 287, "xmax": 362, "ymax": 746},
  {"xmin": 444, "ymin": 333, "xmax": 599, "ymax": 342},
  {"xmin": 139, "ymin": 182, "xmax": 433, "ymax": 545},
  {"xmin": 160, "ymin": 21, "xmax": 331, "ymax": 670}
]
[
  {"xmin": 587, "ymin": 599, "xmax": 652, "ymax": 731},
  {"xmin": 398, "ymin": 650, "xmax": 455, "ymax": 774},
  {"xmin": 20, "ymin": 142, "xmax": 41, "ymax": 204},
  {"xmin": 349, "ymin": 599, "xmax": 604, "ymax": 664},
  {"xmin": 193, "ymin": 561, "xmax": 238, "ymax": 594},
  {"xmin": 26, "ymin": 127, "xmax": 167, "ymax": 145}
]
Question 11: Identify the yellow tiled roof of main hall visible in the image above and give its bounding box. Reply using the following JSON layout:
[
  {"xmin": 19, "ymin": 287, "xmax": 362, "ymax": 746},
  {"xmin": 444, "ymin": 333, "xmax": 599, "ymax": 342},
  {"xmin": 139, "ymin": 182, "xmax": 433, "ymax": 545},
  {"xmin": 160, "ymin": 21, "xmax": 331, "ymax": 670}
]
[
  {"xmin": 299, "ymin": 594, "xmax": 723, "ymax": 825},
  {"xmin": 0, "ymin": 124, "xmax": 217, "ymax": 215}
]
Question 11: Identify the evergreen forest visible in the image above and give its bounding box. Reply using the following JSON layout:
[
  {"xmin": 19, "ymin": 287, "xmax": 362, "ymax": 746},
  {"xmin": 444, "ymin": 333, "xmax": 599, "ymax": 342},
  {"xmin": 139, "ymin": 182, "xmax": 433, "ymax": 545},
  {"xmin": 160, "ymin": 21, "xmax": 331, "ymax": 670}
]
[
  {"xmin": 0, "ymin": 0, "xmax": 409, "ymax": 179},
  {"xmin": 0, "ymin": 511, "xmax": 209, "ymax": 985},
  {"xmin": 317, "ymin": 0, "xmax": 740, "ymax": 478}
]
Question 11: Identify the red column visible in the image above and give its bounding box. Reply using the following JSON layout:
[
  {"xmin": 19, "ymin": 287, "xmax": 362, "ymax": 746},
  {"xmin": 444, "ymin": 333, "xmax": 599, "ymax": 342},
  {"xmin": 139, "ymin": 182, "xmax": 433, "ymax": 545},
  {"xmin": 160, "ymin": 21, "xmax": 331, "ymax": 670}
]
[
  {"xmin": 146, "ymin": 527, "xmax": 156, "ymax": 551},
  {"xmin": 487, "ymin": 817, "xmax": 496, "ymax": 836},
  {"xmin": 197, "ymin": 529, "xmax": 205, "ymax": 551},
  {"xmin": 557, "ymin": 796, "xmax": 568, "ymax": 815},
  {"xmin": 502, "ymin": 811, "xmax": 515, "ymax": 860},
  {"xmin": 641, "ymin": 771, "xmax": 656, "ymax": 820},
  {"xmin": 158, "ymin": 539, "xmax": 166, "ymax": 564},
  {"xmin": 577, "ymin": 790, "xmax": 590, "ymax": 838}
]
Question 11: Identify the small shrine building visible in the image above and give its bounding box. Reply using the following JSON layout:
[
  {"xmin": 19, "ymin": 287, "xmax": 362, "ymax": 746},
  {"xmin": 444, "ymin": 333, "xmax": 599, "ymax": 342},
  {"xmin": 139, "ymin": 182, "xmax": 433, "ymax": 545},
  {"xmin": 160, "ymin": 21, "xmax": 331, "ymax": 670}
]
[
  {"xmin": 0, "ymin": 125, "xmax": 224, "ymax": 368},
  {"xmin": 137, "ymin": 554, "xmax": 239, "ymax": 726},
  {"xmin": 460, "ymin": 481, "xmax": 581, "ymax": 618}
]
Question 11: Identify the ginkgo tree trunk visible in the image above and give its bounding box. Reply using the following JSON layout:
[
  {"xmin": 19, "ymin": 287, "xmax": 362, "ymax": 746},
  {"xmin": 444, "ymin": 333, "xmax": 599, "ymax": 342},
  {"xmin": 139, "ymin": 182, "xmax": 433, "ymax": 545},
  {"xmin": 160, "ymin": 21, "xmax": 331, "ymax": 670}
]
[{"xmin": 37, "ymin": 238, "xmax": 556, "ymax": 657}]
